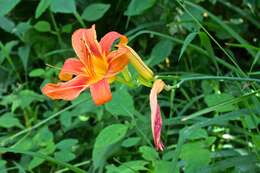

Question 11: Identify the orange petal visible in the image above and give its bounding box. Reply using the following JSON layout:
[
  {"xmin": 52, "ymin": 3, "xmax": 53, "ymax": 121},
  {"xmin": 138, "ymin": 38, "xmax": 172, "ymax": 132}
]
[
  {"xmin": 99, "ymin": 31, "xmax": 128, "ymax": 55},
  {"xmin": 106, "ymin": 47, "xmax": 129, "ymax": 77},
  {"xmin": 149, "ymin": 79, "xmax": 165, "ymax": 151},
  {"xmin": 90, "ymin": 79, "xmax": 112, "ymax": 105},
  {"xmin": 71, "ymin": 28, "xmax": 90, "ymax": 63},
  {"xmin": 42, "ymin": 75, "xmax": 89, "ymax": 100},
  {"xmin": 59, "ymin": 58, "xmax": 85, "ymax": 81},
  {"xmin": 82, "ymin": 25, "xmax": 103, "ymax": 57}
]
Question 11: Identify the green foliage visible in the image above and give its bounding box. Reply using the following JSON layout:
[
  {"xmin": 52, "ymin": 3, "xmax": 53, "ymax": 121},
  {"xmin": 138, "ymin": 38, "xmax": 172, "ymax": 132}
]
[
  {"xmin": 0, "ymin": 0, "xmax": 260, "ymax": 172},
  {"xmin": 81, "ymin": 3, "xmax": 110, "ymax": 22}
]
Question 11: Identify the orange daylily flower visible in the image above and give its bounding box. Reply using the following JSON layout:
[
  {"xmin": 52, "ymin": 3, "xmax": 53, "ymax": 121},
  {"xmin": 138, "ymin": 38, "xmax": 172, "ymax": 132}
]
[
  {"xmin": 149, "ymin": 79, "xmax": 165, "ymax": 151},
  {"xmin": 42, "ymin": 25, "xmax": 129, "ymax": 105}
]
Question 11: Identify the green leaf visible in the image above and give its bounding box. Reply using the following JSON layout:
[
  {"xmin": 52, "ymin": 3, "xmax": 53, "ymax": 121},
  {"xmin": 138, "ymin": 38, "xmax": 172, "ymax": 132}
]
[
  {"xmin": 0, "ymin": 160, "xmax": 7, "ymax": 173},
  {"xmin": 0, "ymin": 40, "xmax": 18, "ymax": 64},
  {"xmin": 0, "ymin": 0, "xmax": 21, "ymax": 16},
  {"xmin": 252, "ymin": 135, "xmax": 260, "ymax": 151},
  {"xmin": 18, "ymin": 45, "xmax": 30, "ymax": 71},
  {"xmin": 106, "ymin": 160, "xmax": 148, "ymax": 173},
  {"xmin": 93, "ymin": 124, "xmax": 128, "ymax": 169},
  {"xmin": 33, "ymin": 127, "xmax": 54, "ymax": 146},
  {"xmin": 34, "ymin": 21, "xmax": 51, "ymax": 32},
  {"xmin": 179, "ymin": 32, "xmax": 197, "ymax": 61},
  {"xmin": 154, "ymin": 160, "xmax": 177, "ymax": 173},
  {"xmin": 82, "ymin": 3, "xmax": 110, "ymax": 22},
  {"xmin": 54, "ymin": 150, "xmax": 76, "ymax": 162},
  {"xmin": 29, "ymin": 68, "xmax": 45, "ymax": 77},
  {"xmin": 187, "ymin": 128, "xmax": 208, "ymax": 140},
  {"xmin": 50, "ymin": 0, "xmax": 76, "ymax": 14},
  {"xmin": 199, "ymin": 32, "xmax": 214, "ymax": 58},
  {"xmin": 0, "ymin": 16, "xmax": 15, "ymax": 33},
  {"xmin": 124, "ymin": 0, "xmax": 156, "ymax": 16},
  {"xmin": 56, "ymin": 139, "xmax": 78, "ymax": 151},
  {"xmin": 0, "ymin": 147, "xmax": 86, "ymax": 173},
  {"xmin": 139, "ymin": 146, "xmax": 158, "ymax": 161},
  {"xmin": 12, "ymin": 90, "xmax": 44, "ymax": 111},
  {"xmin": 148, "ymin": 40, "xmax": 173, "ymax": 67},
  {"xmin": 204, "ymin": 93, "xmax": 238, "ymax": 112},
  {"xmin": 28, "ymin": 157, "xmax": 45, "ymax": 170},
  {"xmin": 35, "ymin": 0, "xmax": 51, "ymax": 18},
  {"xmin": 0, "ymin": 112, "xmax": 23, "ymax": 129},
  {"xmin": 105, "ymin": 88, "xmax": 135, "ymax": 117},
  {"xmin": 180, "ymin": 142, "xmax": 211, "ymax": 173},
  {"xmin": 121, "ymin": 137, "xmax": 141, "ymax": 148},
  {"xmin": 14, "ymin": 21, "xmax": 31, "ymax": 38}
]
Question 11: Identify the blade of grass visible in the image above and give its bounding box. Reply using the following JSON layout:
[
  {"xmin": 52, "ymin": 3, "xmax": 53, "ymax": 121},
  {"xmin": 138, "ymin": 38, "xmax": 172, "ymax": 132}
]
[
  {"xmin": 177, "ymin": 0, "xmax": 248, "ymax": 77},
  {"xmin": 0, "ymin": 98, "xmax": 88, "ymax": 146},
  {"xmin": 158, "ymin": 75, "xmax": 260, "ymax": 87},
  {"xmin": 183, "ymin": 0, "xmax": 256, "ymax": 57},
  {"xmin": 217, "ymin": 0, "xmax": 260, "ymax": 29},
  {"xmin": 0, "ymin": 147, "xmax": 86, "ymax": 173},
  {"xmin": 55, "ymin": 160, "xmax": 91, "ymax": 173},
  {"xmin": 128, "ymin": 30, "xmax": 243, "ymax": 76},
  {"xmin": 178, "ymin": 32, "xmax": 197, "ymax": 61},
  {"xmin": 225, "ymin": 43, "xmax": 260, "ymax": 51},
  {"xmin": 181, "ymin": 89, "xmax": 260, "ymax": 121}
]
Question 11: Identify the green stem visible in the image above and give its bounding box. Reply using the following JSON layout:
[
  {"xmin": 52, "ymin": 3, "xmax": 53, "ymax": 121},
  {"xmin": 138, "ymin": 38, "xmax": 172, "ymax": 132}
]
[
  {"xmin": 0, "ymin": 42, "xmax": 22, "ymax": 82},
  {"xmin": 49, "ymin": 11, "xmax": 64, "ymax": 48},
  {"xmin": 158, "ymin": 75, "xmax": 260, "ymax": 90},
  {"xmin": 73, "ymin": 11, "xmax": 86, "ymax": 27},
  {"xmin": 217, "ymin": 0, "xmax": 260, "ymax": 29},
  {"xmin": 181, "ymin": 89, "xmax": 260, "ymax": 121},
  {"xmin": 128, "ymin": 30, "xmax": 243, "ymax": 76},
  {"xmin": 176, "ymin": 0, "xmax": 247, "ymax": 77},
  {"xmin": 1, "ymin": 99, "xmax": 88, "ymax": 146}
]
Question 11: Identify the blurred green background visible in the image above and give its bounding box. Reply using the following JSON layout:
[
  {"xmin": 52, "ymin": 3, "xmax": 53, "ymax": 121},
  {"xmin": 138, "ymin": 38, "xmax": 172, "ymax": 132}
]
[{"xmin": 0, "ymin": 0, "xmax": 260, "ymax": 172}]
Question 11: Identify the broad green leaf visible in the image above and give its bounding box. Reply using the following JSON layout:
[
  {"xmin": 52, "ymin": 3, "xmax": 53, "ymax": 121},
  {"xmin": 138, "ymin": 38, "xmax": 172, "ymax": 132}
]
[
  {"xmin": 56, "ymin": 139, "xmax": 78, "ymax": 151},
  {"xmin": 124, "ymin": 0, "xmax": 156, "ymax": 16},
  {"xmin": 187, "ymin": 128, "xmax": 208, "ymax": 140},
  {"xmin": 61, "ymin": 24, "xmax": 72, "ymax": 33},
  {"xmin": 93, "ymin": 124, "xmax": 128, "ymax": 169},
  {"xmin": 139, "ymin": 146, "xmax": 158, "ymax": 161},
  {"xmin": 0, "ymin": 112, "xmax": 23, "ymax": 129},
  {"xmin": 0, "ymin": 40, "xmax": 18, "ymax": 64},
  {"xmin": 29, "ymin": 68, "xmax": 45, "ymax": 77},
  {"xmin": 106, "ymin": 160, "xmax": 148, "ymax": 173},
  {"xmin": 28, "ymin": 157, "xmax": 45, "ymax": 170},
  {"xmin": 82, "ymin": 3, "xmax": 110, "ymax": 22},
  {"xmin": 241, "ymin": 114, "xmax": 260, "ymax": 129},
  {"xmin": 0, "ymin": 160, "xmax": 6, "ymax": 173},
  {"xmin": 180, "ymin": 142, "xmax": 211, "ymax": 173},
  {"xmin": 154, "ymin": 160, "xmax": 177, "ymax": 173},
  {"xmin": 204, "ymin": 93, "xmax": 238, "ymax": 112},
  {"xmin": 148, "ymin": 40, "xmax": 173, "ymax": 67},
  {"xmin": 14, "ymin": 21, "xmax": 31, "ymax": 38},
  {"xmin": 50, "ymin": 0, "xmax": 76, "ymax": 14},
  {"xmin": 35, "ymin": 0, "xmax": 51, "ymax": 18},
  {"xmin": 54, "ymin": 150, "xmax": 76, "ymax": 162},
  {"xmin": 121, "ymin": 137, "xmax": 141, "ymax": 148},
  {"xmin": 199, "ymin": 32, "xmax": 214, "ymax": 58},
  {"xmin": 0, "ymin": 0, "xmax": 21, "ymax": 16},
  {"xmin": 179, "ymin": 32, "xmax": 197, "ymax": 61},
  {"xmin": 18, "ymin": 45, "xmax": 30, "ymax": 71},
  {"xmin": 0, "ymin": 16, "xmax": 15, "ymax": 33},
  {"xmin": 252, "ymin": 135, "xmax": 260, "ymax": 151},
  {"xmin": 33, "ymin": 127, "xmax": 54, "ymax": 146},
  {"xmin": 34, "ymin": 21, "xmax": 51, "ymax": 32},
  {"xmin": 105, "ymin": 88, "xmax": 135, "ymax": 117}
]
